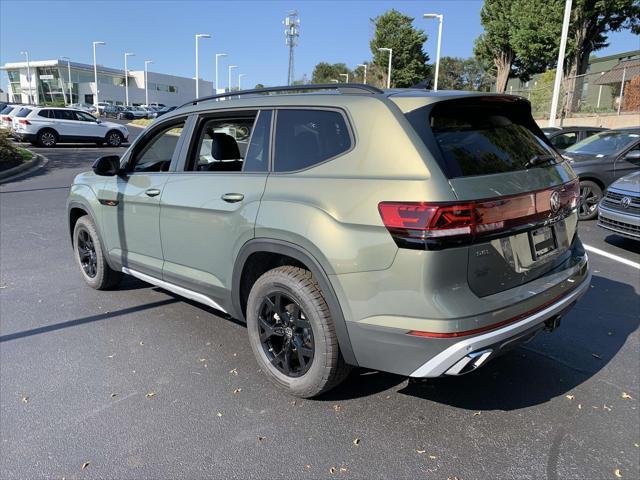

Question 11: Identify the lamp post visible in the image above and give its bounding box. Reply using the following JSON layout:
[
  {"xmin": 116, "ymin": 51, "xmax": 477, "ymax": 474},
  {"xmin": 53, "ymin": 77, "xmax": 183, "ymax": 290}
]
[
  {"xmin": 549, "ymin": 0, "xmax": 572, "ymax": 127},
  {"xmin": 19, "ymin": 51, "xmax": 32, "ymax": 104},
  {"xmin": 238, "ymin": 73, "xmax": 247, "ymax": 91},
  {"xmin": 195, "ymin": 33, "xmax": 211, "ymax": 98},
  {"xmin": 60, "ymin": 56, "xmax": 72, "ymax": 105},
  {"xmin": 215, "ymin": 53, "xmax": 227, "ymax": 94},
  {"xmin": 357, "ymin": 63, "xmax": 367, "ymax": 84},
  {"xmin": 423, "ymin": 13, "xmax": 443, "ymax": 91},
  {"xmin": 378, "ymin": 47, "xmax": 392, "ymax": 88},
  {"xmin": 339, "ymin": 73, "xmax": 349, "ymax": 83},
  {"xmin": 144, "ymin": 60, "xmax": 154, "ymax": 105},
  {"xmin": 92, "ymin": 41, "xmax": 106, "ymax": 113},
  {"xmin": 228, "ymin": 65, "xmax": 238, "ymax": 92},
  {"xmin": 124, "ymin": 52, "xmax": 135, "ymax": 106}
]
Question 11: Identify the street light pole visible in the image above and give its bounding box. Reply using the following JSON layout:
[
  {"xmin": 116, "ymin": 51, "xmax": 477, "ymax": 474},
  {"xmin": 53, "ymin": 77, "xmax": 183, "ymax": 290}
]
[
  {"xmin": 60, "ymin": 56, "xmax": 72, "ymax": 105},
  {"xmin": 378, "ymin": 48, "xmax": 392, "ymax": 88},
  {"xmin": 195, "ymin": 33, "xmax": 211, "ymax": 98},
  {"xmin": 549, "ymin": 0, "xmax": 572, "ymax": 127},
  {"xmin": 339, "ymin": 73, "xmax": 349, "ymax": 83},
  {"xmin": 424, "ymin": 13, "xmax": 443, "ymax": 91},
  {"xmin": 19, "ymin": 51, "xmax": 32, "ymax": 104},
  {"xmin": 238, "ymin": 73, "xmax": 246, "ymax": 90},
  {"xmin": 124, "ymin": 52, "xmax": 135, "ymax": 106},
  {"xmin": 215, "ymin": 53, "xmax": 227, "ymax": 94},
  {"xmin": 228, "ymin": 65, "xmax": 238, "ymax": 92},
  {"xmin": 357, "ymin": 64, "xmax": 367, "ymax": 84},
  {"xmin": 92, "ymin": 41, "xmax": 106, "ymax": 113},
  {"xmin": 144, "ymin": 60, "xmax": 154, "ymax": 105}
]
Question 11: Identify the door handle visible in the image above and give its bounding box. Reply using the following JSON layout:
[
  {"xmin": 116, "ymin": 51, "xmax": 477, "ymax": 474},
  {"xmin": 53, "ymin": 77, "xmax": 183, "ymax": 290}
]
[
  {"xmin": 221, "ymin": 193, "xmax": 244, "ymax": 203},
  {"xmin": 145, "ymin": 188, "xmax": 161, "ymax": 197}
]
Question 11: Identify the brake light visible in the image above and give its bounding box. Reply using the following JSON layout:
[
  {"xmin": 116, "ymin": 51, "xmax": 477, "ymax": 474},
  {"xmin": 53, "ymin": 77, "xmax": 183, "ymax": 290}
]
[
  {"xmin": 1, "ymin": 116, "xmax": 10, "ymax": 122},
  {"xmin": 378, "ymin": 179, "xmax": 579, "ymax": 249},
  {"xmin": 18, "ymin": 119, "xmax": 30, "ymax": 125}
]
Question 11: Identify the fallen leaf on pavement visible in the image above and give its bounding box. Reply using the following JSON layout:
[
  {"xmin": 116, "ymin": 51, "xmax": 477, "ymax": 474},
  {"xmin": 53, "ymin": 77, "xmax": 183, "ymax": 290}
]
[
  {"xmin": 353, "ymin": 437, "xmax": 360, "ymax": 446},
  {"xmin": 139, "ymin": 341, "xmax": 144, "ymax": 346},
  {"xmin": 199, "ymin": 358, "xmax": 206, "ymax": 362},
  {"xmin": 81, "ymin": 462, "xmax": 90, "ymax": 470},
  {"xmin": 229, "ymin": 368, "xmax": 238, "ymax": 375},
  {"xmin": 614, "ymin": 468, "xmax": 622, "ymax": 478},
  {"xmin": 473, "ymin": 411, "xmax": 481, "ymax": 416},
  {"xmin": 333, "ymin": 404, "xmax": 341, "ymax": 412},
  {"xmin": 110, "ymin": 393, "xmax": 117, "ymax": 398},
  {"xmin": 233, "ymin": 388, "xmax": 242, "ymax": 394},
  {"xmin": 21, "ymin": 395, "xmax": 28, "ymax": 403},
  {"xmin": 566, "ymin": 395, "xmax": 575, "ymax": 400},
  {"xmin": 145, "ymin": 392, "xmax": 156, "ymax": 398},
  {"xmin": 107, "ymin": 354, "xmax": 114, "ymax": 359},
  {"xmin": 329, "ymin": 467, "xmax": 337, "ymax": 474},
  {"xmin": 429, "ymin": 455, "xmax": 437, "ymax": 460},
  {"xmin": 622, "ymin": 392, "xmax": 633, "ymax": 400},
  {"xmin": 416, "ymin": 449, "xmax": 426, "ymax": 454},
  {"xmin": 578, "ymin": 404, "xmax": 582, "ymax": 410},
  {"xmin": 604, "ymin": 404, "xmax": 612, "ymax": 411},
  {"xmin": 634, "ymin": 443, "xmax": 639, "ymax": 448},
  {"xmin": 216, "ymin": 412, "xmax": 223, "ymax": 417},
  {"xmin": 257, "ymin": 436, "xmax": 265, "ymax": 442},
  {"xmin": 339, "ymin": 467, "xmax": 347, "ymax": 472}
]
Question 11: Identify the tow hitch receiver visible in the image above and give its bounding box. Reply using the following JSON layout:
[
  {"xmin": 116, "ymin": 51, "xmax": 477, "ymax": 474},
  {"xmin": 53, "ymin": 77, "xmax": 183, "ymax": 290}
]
[{"xmin": 544, "ymin": 315, "xmax": 562, "ymax": 332}]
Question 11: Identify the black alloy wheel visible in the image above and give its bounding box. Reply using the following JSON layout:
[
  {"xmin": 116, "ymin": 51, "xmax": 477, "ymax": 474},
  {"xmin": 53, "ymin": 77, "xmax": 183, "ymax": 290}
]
[
  {"xmin": 258, "ymin": 292, "xmax": 314, "ymax": 377},
  {"xmin": 76, "ymin": 228, "xmax": 98, "ymax": 278}
]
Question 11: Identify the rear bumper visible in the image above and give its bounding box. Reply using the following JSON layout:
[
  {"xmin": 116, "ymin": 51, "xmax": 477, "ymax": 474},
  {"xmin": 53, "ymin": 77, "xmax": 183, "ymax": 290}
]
[
  {"xmin": 14, "ymin": 132, "xmax": 36, "ymax": 142},
  {"xmin": 409, "ymin": 269, "xmax": 590, "ymax": 377},
  {"xmin": 598, "ymin": 204, "xmax": 640, "ymax": 239}
]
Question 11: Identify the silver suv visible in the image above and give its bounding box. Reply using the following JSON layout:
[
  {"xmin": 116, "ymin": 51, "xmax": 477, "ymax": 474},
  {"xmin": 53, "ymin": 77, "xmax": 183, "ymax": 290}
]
[{"xmin": 67, "ymin": 84, "xmax": 591, "ymax": 397}]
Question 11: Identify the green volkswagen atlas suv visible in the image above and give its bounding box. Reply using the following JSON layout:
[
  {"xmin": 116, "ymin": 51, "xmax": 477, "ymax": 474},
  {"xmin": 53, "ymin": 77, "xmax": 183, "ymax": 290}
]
[{"xmin": 67, "ymin": 84, "xmax": 591, "ymax": 397}]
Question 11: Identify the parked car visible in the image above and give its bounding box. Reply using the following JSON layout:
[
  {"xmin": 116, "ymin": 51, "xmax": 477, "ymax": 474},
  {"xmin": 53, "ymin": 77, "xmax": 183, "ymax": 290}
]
[
  {"xmin": 543, "ymin": 126, "xmax": 608, "ymax": 151},
  {"xmin": 127, "ymin": 106, "xmax": 149, "ymax": 119},
  {"xmin": 104, "ymin": 105, "xmax": 134, "ymax": 121},
  {"xmin": 13, "ymin": 107, "xmax": 129, "ymax": 147},
  {"xmin": 96, "ymin": 102, "xmax": 112, "ymax": 114},
  {"xmin": 138, "ymin": 106, "xmax": 156, "ymax": 118},
  {"xmin": 0, "ymin": 104, "xmax": 28, "ymax": 131},
  {"xmin": 69, "ymin": 103, "xmax": 97, "ymax": 113},
  {"xmin": 150, "ymin": 105, "xmax": 177, "ymax": 118},
  {"xmin": 67, "ymin": 85, "xmax": 590, "ymax": 398},
  {"xmin": 598, "ymin": 171, "xmax": 640, "ymax": 240},
  {"xmin": 563, "ymin": 128, "xmax": 640, "ymax": 220}
]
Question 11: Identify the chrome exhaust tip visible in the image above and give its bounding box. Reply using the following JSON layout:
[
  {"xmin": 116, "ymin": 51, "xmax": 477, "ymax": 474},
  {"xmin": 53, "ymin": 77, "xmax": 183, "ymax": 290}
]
[{"xmin": 445, "ymin": 348, "xmax": 493, "ymax": 376}]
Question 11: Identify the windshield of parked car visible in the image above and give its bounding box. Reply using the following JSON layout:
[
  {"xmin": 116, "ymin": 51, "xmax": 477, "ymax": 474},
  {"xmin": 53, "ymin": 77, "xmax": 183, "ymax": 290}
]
[{"xmin": 565, "ymin": 131, "xmax": 640, "ymax": 156}]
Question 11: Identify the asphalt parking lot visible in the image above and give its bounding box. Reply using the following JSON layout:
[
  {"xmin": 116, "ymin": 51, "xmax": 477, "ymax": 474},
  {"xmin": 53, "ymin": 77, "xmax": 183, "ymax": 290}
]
[{"xmin": 1, "ymin": 125, "xmax": 638, "ymax": 480}]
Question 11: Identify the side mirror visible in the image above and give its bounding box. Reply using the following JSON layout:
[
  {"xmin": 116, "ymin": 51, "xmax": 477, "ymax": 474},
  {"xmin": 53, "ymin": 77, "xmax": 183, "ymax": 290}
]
[
  {"xmin": 624, "ymin": 150, "xmax": 640, "ymax": 161},
  {"xmin": 92, "ymin": 155, "xmax": 121, "ymax": 176}
]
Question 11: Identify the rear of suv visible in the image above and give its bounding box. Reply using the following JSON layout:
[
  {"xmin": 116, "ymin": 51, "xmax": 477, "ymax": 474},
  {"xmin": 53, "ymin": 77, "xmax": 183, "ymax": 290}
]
[
  {"xmin": 66, "ymin": 84, "xmax": 590, "ymax": 397},
  {"xmin": 13, "ymin": 106, "xmax": 128, "ymax": 147}
]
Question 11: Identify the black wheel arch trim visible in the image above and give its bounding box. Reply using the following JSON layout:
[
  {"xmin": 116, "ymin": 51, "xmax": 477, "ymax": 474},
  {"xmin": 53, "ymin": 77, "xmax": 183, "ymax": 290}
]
[
  {"xmin": 232, "ymin": 239, "xmax": 358, "ymax": 366},
  {"xmin": 67, "ymin": 200, "xmax": 118, "ymax": 272}
]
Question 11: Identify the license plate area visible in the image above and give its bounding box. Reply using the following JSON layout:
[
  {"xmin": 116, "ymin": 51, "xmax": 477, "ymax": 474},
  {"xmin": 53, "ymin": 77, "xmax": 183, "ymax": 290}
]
[{"xmin": 529, "ymin": 225, "xmax": 557, "ymax": 260}]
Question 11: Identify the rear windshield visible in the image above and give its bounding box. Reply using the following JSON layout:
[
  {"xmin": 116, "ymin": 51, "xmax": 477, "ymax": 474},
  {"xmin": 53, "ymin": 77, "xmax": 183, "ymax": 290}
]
[
  {"xmin": 406, "ymin": 98, "xmax": 558, "ymax": 179},
  {"xmin": 1, "ymin": 106, "xmax": 15, "ymax": 114},
  {"xmin": 16, "ymin": 108, "xmax": 31, "ymax": 117}
]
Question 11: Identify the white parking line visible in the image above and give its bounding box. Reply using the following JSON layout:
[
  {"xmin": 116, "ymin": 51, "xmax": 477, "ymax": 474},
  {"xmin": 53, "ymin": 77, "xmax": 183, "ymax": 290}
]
[{"xmin": 583, "ymin": 244, "xmax": 640, "ymax": 270}]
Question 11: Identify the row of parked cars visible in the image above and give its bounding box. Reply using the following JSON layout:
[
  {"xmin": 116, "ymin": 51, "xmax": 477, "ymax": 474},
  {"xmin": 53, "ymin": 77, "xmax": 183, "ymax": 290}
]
[
  {"xmin": 102, "ymin": 104, "xmax": 177, "ymax": 120},
  {"xmin": 0, "ymin": 102, "xmax": 129, "ymax": 147}
]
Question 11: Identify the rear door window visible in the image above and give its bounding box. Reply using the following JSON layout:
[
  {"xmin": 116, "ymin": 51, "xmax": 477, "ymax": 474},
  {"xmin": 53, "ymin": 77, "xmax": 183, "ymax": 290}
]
[
  {"xmin": 406, "ymin": 99, "xmax": 559, "ymax": 178},
  {"xmin": 38, "ymin": 109, "xmax": 52, "ymax": 118},
  {"xmin": 274, "ymin": 109, "xmax": 352, "ymax": 172},
  {"xmin": 53, "ymin": 110, "xmax": 76, "ymax": 121}
]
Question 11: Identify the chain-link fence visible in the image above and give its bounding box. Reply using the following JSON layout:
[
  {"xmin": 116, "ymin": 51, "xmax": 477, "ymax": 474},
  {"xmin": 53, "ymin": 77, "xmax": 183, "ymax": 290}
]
[{"xmin": 507, "ymin": 64, "xmax": 640, "ymax": 120}]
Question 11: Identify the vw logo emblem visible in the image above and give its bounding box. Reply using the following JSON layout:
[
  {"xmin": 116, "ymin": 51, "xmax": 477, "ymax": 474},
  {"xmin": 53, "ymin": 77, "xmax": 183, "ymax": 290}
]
[
  {"xmin": 550, "ymin": 191, "xmax": 561, "ymax": 214},
  {"xmin": 621, "ymin": 196, "xmax": 632, "ymax": 209}
]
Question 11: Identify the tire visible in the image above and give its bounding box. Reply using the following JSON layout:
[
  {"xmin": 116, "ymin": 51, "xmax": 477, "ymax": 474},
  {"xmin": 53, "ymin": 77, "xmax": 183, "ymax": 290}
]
[
  {"xmin": 105, "ymin": 130, "xmax": 123, "ymax": 147},
  {"xmin": 37, "ymin": 129, "xmax": 57, "ymax": 147},
  {"xmin": 578, "ymin": 180, "xmax": 603, "ymax": 221},
  {"xmin": 73, "ymin": 215, "xmax": 121, "ymax": 290},
  {"xmin": 246, "ymin": 266, "xmax": 351, "ymax": 398}
]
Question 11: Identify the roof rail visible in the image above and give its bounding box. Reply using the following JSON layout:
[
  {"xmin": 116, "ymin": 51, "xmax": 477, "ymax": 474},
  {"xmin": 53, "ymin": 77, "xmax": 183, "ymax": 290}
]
[{"xmin": 179, "ymin": 83, "xmax": 384, "ymax": 108}]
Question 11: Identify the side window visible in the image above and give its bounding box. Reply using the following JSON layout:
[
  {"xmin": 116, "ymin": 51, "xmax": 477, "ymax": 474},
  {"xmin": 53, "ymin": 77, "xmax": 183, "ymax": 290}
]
[
  {"xmin": 75, "ymin": 111, "xmax": 97, "ymax": 122},
  {"xmin": 130, "ymin": 121, "xmax": 185, "ymax": 173},
  {"xmin": 38, "ymin": 109, "xmax": 51, "ymax": 119},
  {"xmin": 551, "ymin": 132, "xmax": 577, "ymax": 150},
  {"xmin": 623, "ymin": 144, "xmax": 640, "ymax": 166},
  {"xmin": 274, "ymin": 109, "xmax": 351, "ymax": 172},
  {"xmin": 243, "ymin": 110, "xmax": 272, "ymax": 172},
  {"xmin": 53, "ymin": 110, "xmax": 76, "ymax": 121},
  {"xmin": 189, "ymin": 113, "xmax": 257, "ymax": 172}
]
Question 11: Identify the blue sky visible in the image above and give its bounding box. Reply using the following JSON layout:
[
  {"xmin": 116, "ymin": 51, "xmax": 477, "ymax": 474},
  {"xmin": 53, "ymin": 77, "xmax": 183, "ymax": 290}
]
[{"xmin": 1, "ymin": 0, "xmax": 638, "ymax": 90}]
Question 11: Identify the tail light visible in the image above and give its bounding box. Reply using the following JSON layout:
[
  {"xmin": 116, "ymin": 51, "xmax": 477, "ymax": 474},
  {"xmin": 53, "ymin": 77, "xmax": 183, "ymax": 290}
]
[
  {"xmin": 1, "ymin": 116, "xmax": 10, "ymax": 122},
  {"xmin": 378, "ymin": 179, "xmax": 579, "ymax": 249},
  {"xmin": 18, "ymin": 119, "xmax": 30, "ymax": 125}
]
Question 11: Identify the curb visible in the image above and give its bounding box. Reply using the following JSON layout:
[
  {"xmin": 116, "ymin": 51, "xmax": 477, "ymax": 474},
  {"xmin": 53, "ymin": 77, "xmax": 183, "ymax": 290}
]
[{"xmin": 0, "ymin": 153, "xmax": 48, "ymax": 184}]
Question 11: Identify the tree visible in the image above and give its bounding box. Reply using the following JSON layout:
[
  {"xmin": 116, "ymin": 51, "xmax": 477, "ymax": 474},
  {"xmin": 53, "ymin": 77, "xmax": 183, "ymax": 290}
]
[
  {"xmin": 369, "ymin": 10, "xmax": 430, "ymax": 87},
  {"xmin": 474, "ymin": 0, "xmax": 516, "ymax": 93},
  {"xmin": 311, "ymin": 62, "xmax": 351, "ymax": 84},
  {"xmin": 437, "ymin": 57, "xmax": 495, "ymax": 91},
  {"xmin": 564, "ymin": 0, "xmax": 640, "ymax": 112},
  {"xmin": 254, "ymin": 83, "xmax": 265, "ymax": 89}
]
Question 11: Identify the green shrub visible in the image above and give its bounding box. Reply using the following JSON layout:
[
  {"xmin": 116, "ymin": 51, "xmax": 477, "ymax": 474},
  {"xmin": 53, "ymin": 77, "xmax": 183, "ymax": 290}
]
[{"xmin": 0, "ymin": 130, "xmax": 31, "ymax": 171}]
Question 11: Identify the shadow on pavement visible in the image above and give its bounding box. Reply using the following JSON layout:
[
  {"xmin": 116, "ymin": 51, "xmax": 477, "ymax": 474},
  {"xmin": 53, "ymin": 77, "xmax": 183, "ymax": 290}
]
[{"xmin": 604, "ymin": 234, "xmax": 640, "ymax": 255}]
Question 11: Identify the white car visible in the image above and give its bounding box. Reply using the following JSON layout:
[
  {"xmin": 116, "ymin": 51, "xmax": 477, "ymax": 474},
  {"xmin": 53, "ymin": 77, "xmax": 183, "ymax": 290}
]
[
  {"xmin": 12, "ymin": 106, "xmax": 129, "ymax": 147},
  {"xmin": 126, "ymin": 106, "xmax": 148, "ymax": 119},
  {"xmin": 0, "ymin": 104, "xmax": 28, "ymax": 131}
]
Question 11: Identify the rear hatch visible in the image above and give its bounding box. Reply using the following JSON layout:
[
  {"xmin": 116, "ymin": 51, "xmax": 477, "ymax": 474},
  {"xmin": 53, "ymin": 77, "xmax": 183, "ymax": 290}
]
[{"xmin": 395, "ymin": 95, "xmax": 580, "ymax": 296}]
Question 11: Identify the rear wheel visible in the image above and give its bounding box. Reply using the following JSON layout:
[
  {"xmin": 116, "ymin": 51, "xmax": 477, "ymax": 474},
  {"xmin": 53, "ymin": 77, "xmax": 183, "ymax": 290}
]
[
  {"xmin": 105, "ymin": 130, "xmax": 123, "ymax": 147},
  {"xmin": 246, "ymin": 266, "xmax": 351, "ymax": 398},
  {"xmin": 73, "ymin": 215, "xmax": 121, "ymax": 290},
  {"xmin": 579, "ymin": 180, "xmax": 603, "ymax": 220},
  {"xmin": 37, "ymin": 129, "xmax": 57, "ymax": 147}
]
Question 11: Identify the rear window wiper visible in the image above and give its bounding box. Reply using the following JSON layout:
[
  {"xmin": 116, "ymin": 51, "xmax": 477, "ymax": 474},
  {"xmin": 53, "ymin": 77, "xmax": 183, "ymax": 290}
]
[{"xmin": 524, "ymin": 154, "xmax": 556, "ymax": 169}]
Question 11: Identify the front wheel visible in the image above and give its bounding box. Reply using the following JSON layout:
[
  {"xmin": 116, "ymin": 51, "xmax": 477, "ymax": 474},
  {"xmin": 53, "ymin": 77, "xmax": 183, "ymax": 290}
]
[
  {"xmin": 105, "ymin": 130, "xmax": 123, "ymax": 147},
  {"xmin": 579, "ymin": 180, "xmax": 603, "ymax": 221},
  {"xmin": 246, "ymin": 266, "xmax": 351, "ymax": 398},
  {"xmin": 73, "ymin": 215, "xmax": 121, "ymax": 290}
]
